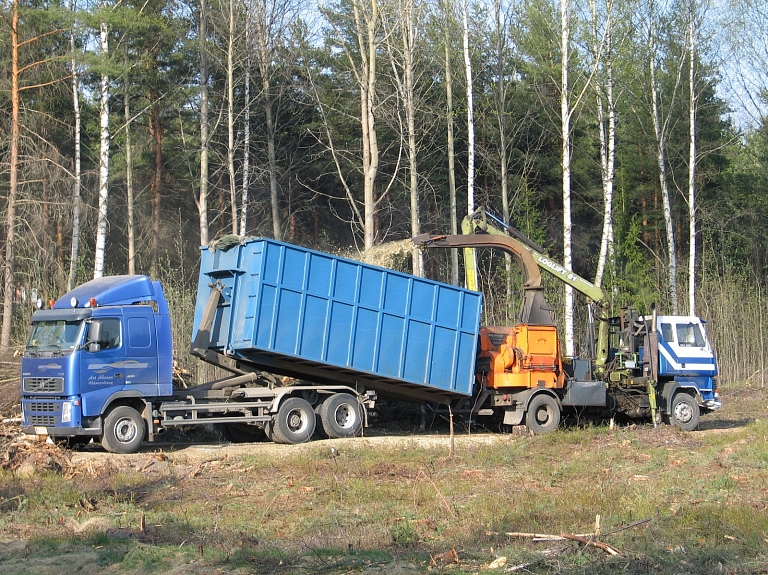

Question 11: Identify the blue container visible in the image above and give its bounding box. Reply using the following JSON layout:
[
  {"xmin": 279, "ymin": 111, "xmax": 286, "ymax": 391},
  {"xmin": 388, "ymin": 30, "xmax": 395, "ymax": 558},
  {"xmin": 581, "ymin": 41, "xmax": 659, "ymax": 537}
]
[{"xmin": 192, "ymin": 238, "xmax": 482, "ymax": 403}]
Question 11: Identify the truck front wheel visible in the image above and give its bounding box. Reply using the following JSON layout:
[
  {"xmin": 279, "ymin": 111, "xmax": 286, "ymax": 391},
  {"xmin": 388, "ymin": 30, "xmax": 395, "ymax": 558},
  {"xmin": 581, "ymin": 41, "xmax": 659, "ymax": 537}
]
[
  {"xmin": 525, "ymin": 394, "xmax": 560, "ymax": 434},
  {"xmin": 320, "ymin": 393, "xmax": 363, "ymax": 439},
  {"xmin": 101, "ymin": 406, "xmax": 145, "ymax": 454},
  {"xmin": 271, "ymin": 397, "xmax": 316, "ymax": 444},
  {"xmin": 668, "ymin": 393, "xmax": 700, "ymax": 431}
]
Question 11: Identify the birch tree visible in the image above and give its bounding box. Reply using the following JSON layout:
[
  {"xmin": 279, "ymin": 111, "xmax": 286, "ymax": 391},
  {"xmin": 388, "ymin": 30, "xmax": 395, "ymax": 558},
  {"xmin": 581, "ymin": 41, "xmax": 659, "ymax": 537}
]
[
  {"xmin": 560, "ymin": 0, "xmax": 575, "ymax": 355},
  {"xmin": 648, "ymin": 0, "xmax": 685, "ymax": 313},
  {"xmin": 67, "ymin": 0, "xmax": 83, "ymax": 290},
  {"xmin": 385, "ymin": 0, "xmax": 423, "ymax": 275},
  {"xmin": 93, "ymin": 2, "xmax": 111, "ymax": 279},
  {"xmin": 198, "ymin": 0, "xmax": 210, "ymax": 245},
  {"xmin": 590, "ymin": 0, "xmax": 616, "ymax": 289}
]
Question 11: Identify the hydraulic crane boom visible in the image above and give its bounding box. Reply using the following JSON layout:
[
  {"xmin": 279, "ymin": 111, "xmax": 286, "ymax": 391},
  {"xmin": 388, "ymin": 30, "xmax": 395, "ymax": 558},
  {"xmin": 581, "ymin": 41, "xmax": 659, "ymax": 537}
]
[{"xmin": 413, "ymin": 208, "xmax": 609, "ymax": 370}]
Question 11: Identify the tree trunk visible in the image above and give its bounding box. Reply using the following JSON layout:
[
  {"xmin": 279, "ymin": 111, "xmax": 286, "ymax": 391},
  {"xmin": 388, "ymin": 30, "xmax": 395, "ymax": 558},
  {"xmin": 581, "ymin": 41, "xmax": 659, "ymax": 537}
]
[
  {"xmin": 124, "ymin": 49, "xmax": 135, "ymax": 275},
  {"xmin": 592, "ymin": 0, "xmax": 615, "ymax": 289},
  {"xmin": 1, "ymin": 0, "xmax": 20, "ymax": 350},
  {"xmin": 93, "ymin": 15, "xmax": 110, "ymax": 280},
  {"xmin": 649, "ymin": 0, "xmax": 678, "ymax": 313},
  {"xmin": 198, "ymin": 0, "xmax": 210, "ymax": 246},
  {"xmin": 149, "ymin": 101, "xmax": 162, "ymax": 278},
  {"xmin": 264, "ymin": 77, "xmax": 282, "ymax": 240},
  {"xmin": 441, "ymin": 0, "xmax": 458, "ymax": 286},
  {"xmin": 226, "ymin": 0, "xmax": 238, "ymax": 235},
  {"xmin": 240, "ymin": 28, "xmax": 251, "ymax": 236},
  {"xmin": 67, "ymin": 0, "xmax": 82, "ymax": 291},
  {"xmin": 561, "ymin": 0, "xmax": 575, "ymax": 357},
  {"xmin": 687, "ymin": 0, "xmax": 696, "ymax": 315},
  {"xmin": 462, "ymin": 0, "xmax": 474, "ymax": 216}
]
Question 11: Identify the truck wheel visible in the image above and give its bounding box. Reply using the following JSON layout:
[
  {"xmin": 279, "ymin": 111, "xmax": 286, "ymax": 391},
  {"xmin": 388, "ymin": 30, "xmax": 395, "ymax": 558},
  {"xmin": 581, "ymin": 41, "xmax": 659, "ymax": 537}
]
[
  {"xmin": 101, "ymin": 406, "xmax": 145, "ymax": 454},
  {"xmin": 270, "ymin": 397, "xmax": 316, "ymax": 444},
  {"xmin": 525, "ymin": 394, "xmax": 560, "ymax": 434},
  {"xmin": 668, "ymin": 393, "xmax": 700, "ymax": 431},
  {"xmin": 319, "ymin": 393, "xmax": 363, "ymax": 439}
]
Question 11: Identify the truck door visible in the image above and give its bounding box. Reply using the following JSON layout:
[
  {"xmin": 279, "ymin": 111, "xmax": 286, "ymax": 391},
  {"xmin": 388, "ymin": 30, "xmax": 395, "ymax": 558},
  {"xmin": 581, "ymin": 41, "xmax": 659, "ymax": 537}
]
[
  {"xmin": 80, "ymin": 317, "xmax": 126, "ymax": 417},
  {"xmin": 657, "ymin": 318, "xmax": 716, "ymax": 377},
  {"xmin": 121, "ymin": 306, "xmax": 160, "ymax": 395}
]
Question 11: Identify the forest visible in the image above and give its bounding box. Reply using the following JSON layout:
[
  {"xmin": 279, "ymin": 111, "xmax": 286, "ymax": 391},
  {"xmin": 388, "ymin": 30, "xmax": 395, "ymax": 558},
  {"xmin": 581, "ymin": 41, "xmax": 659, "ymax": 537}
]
[{"xmin": 0, "ymin": 0, "xmax": 766, "ymax": 385}]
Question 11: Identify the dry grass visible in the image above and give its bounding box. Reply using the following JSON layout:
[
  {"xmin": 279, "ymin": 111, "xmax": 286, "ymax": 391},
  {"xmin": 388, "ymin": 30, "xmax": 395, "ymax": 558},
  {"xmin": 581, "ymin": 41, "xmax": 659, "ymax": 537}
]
[{"xmin": 1, "ymin": 382, "xmax": 767, "ymax": 574}]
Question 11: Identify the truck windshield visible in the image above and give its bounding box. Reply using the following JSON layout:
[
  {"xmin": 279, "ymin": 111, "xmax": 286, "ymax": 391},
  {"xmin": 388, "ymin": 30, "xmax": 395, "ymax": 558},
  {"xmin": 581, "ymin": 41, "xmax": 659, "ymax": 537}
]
[{"xmin": 26, "ymin": 320, "xmax": 83, "ymax": 352}]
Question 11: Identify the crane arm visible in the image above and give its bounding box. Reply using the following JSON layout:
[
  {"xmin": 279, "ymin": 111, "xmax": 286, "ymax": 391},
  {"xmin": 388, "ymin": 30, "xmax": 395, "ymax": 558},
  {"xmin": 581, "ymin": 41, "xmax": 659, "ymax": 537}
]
[{"xmin": 412, "ymin": 233, "xmax": 555, "ymax": 326}]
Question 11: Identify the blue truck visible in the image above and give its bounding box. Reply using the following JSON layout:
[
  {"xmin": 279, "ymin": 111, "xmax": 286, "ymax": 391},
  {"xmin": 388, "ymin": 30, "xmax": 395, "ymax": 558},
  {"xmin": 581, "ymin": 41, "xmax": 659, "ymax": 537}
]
[
  {"xmin": 20, "ymin": 238, "xmax": 483, "ymax": 453},
  {"xmin": 20, "ymin": 234, "xmax": 720, "ymax": 453}
]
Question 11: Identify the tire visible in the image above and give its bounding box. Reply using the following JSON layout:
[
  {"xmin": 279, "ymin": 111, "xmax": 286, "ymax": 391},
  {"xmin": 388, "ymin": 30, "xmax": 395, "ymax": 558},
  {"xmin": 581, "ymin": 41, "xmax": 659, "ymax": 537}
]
[
  {"xmin": 270, "ymin": 397, "xmax": 316, "ymax": 444},
  {"xmin": 525, "ymin": 394, "xmax": 561, "ymax": 435},
  {"xmin": 219, "ymin": 422, "xmax": 267, "ymax": 443},
  {"xmin": 319, "ymin": 393, "xmax": 363, "ymax": 439},
  {"xmin": 668, "ymin": 392, "xmax": 700, "ymax": 431},
  {"xmin": 101, "ymin": 406, "xmax": 145, "ymax": 454}
]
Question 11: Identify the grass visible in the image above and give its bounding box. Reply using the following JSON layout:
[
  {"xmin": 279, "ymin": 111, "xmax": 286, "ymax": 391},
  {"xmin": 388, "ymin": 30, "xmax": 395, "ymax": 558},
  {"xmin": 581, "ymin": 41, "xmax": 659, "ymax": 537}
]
[{"xmin": 2, "ymin": 383, "xmax": 768, "ymax": 574}]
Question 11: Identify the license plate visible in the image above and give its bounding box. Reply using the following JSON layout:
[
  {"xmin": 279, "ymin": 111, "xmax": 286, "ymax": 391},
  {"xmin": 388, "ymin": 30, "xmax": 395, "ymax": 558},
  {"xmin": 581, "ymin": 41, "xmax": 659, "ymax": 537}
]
[{"xmin": 34, "ymin": 427, "xmax": 48, "ymax": 435}]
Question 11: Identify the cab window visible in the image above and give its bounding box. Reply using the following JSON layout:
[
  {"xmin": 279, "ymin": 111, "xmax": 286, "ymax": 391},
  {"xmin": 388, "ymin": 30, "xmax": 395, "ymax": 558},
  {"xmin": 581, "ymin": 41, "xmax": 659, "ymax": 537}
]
[
  {"xmin": 676, "ymin": 323, "xmax": 704, "ymax": 347},
  {"xmin": 660, "ymin": 323, "xmax": 674, "ymax": 343},
  {"xmin": 90, "ymin": 318, "xmax": 121, "ymax": 350}
]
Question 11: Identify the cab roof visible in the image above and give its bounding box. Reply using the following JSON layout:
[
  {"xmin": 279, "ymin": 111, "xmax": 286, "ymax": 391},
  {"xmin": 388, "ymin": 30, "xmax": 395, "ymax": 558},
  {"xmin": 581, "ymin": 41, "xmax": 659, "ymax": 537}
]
[{"xmin": 53, "ymin": 275, "xmax": 162, "ymax": 309}]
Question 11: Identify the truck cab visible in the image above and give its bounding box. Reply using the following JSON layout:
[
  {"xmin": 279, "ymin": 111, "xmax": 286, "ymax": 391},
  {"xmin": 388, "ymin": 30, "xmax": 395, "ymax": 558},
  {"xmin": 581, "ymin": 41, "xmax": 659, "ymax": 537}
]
[
  {"xmin": 20, "ymin": 275, "xmax": 173, "ymax": 442},
  {"xmin": 655, "ymin": 315, "xmax": 720, "ymax": 411}
]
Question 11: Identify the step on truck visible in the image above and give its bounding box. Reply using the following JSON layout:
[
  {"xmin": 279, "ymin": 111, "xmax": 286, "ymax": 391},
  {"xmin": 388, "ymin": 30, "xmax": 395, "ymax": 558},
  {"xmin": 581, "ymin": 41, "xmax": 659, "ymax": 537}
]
[{"xmin": 21, "ymin": 237, "xmax": 483, "ymax": 453}]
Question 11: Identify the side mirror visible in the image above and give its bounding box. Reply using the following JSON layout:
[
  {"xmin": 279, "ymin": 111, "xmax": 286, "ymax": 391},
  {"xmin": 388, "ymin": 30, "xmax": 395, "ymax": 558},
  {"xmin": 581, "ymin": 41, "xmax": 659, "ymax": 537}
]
[{"xmin": 87, "ymin": 321, "xmax": 102, "ymax": 353}]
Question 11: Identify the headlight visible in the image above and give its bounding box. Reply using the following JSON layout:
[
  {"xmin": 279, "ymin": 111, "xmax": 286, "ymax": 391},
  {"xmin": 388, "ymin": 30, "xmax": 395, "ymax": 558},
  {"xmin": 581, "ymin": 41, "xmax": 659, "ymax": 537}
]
[{"xmin": 62, "ymin": 402, "xmax": 72, "ymax": 423}]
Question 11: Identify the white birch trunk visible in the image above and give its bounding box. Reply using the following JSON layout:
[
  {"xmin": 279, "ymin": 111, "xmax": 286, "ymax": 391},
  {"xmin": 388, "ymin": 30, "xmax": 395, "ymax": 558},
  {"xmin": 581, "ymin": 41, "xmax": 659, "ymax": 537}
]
[
  {"xmin": 462, "ymin": 0, "xmax": 474, "ymax": 216},
  {"xmin": 241, "ymin": 25, "xmax": 251, "ymax": 236},
  {"xmin": 687, "ymin": 0, "xmax": 696, "ymax": 315},
  {"xmin": 593, "ymin": 0, "xmax": 615, "ymax": 289},
  {"xmin": 124, "ymin": 63, "xmax": 135, "ymax": 275},
  {"xmin": 561, "ymin": 0, "xmax": 575, "ymax": 356},
  {"xmin": 199, "ymin": 0, "xmax": 210, "ymax": 246},
  {"xmin": 93, "ymin": 16, "xmax": 110, "ymax": 279},
  {"xmin": 68, "ymin": 0, "xmax": 82, "ymax": 290},
  {"xmin": 226, "ymin": 0, "xmax": 238, "ymax": 235},
  {"xmin": 649, "ymin": 0, "xmax": 678, "ymax": 313}
]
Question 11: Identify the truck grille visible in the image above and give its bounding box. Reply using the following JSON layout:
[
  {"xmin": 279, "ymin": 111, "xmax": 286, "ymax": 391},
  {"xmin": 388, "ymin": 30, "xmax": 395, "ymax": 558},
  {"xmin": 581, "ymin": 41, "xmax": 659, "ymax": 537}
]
[
  {"xmin": 29, "ymin": 402, "xmax": 57, "ymax": 413},
  {"xmin": 23, "ymin": 377, "xmax": 64, "ymax": 393},
  {"xmin": 29, "ymin": 415, "xmax": 56, "ymax": 426}
]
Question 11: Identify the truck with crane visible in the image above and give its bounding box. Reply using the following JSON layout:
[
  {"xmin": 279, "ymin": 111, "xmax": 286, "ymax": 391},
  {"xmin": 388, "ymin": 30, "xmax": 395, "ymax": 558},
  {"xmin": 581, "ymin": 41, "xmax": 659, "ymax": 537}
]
[
  {"xmin": 413, "ymin": 208, "xmax": 721, "ymax": 432},
  {"xmin": 20, "ymin": 221, "xmax": 720, "ymax": 453}
]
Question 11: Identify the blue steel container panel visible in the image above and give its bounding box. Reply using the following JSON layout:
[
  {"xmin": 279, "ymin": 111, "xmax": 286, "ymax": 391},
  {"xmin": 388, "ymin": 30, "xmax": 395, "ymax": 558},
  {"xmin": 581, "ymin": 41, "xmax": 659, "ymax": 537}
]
[{"xmin": 193, "ymin": 238, "xmax": 482, "ymax": 398}]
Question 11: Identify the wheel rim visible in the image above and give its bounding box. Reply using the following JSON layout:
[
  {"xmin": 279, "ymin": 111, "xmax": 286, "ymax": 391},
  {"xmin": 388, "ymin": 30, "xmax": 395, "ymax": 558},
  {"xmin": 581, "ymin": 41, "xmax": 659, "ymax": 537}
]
[
  {"xmin": 115, "ymin": 417, "xmax": 138, "ymax": 444},
  {"xmin": 674, "ymin": 400, "xmax": 693, "ymax": 424},
  {"xmin": 535, "ymin": 405, "xmax": 553, "ymax": 425},
  {"xmin": 286, "ymin": 408, "xmax": 309, "ymax": 434},
  {"xmin": 334, "ymin": 404, "xmax": 356, "ymax": 429}
]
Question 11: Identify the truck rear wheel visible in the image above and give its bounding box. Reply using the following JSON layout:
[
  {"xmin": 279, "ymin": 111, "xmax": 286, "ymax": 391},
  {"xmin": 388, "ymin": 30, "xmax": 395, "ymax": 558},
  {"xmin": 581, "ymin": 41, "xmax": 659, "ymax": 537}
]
[
  {"xmin": 525, "ymin": 394, "xmax": 560, "ymax": 434},
  {"xmin": 271, "ymin": 397, "xmax": 316, "ymax": 444},
  {"xmin": 319, "ymin": 393, "xmax": 363, "ymax": 439},
  {"xmin": 668, "ymin": 392, "xmax": 700, "ymax": 431},
  {"xmin": 101, "ymin": 406, "xmax": 145, "ymax": 454}
]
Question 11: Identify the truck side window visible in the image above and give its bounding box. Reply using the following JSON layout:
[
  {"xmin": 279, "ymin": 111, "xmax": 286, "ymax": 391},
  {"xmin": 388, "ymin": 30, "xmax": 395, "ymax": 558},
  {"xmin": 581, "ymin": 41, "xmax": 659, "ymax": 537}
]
[
  {"xmin": 676, "ymin": 323, "xmax": 704, "ymax": 347},
  {"xmin": 92, "ymin": 318, "xmax": 121, "ymax": 350},
  {"xmin": 660, "ymin": 323, "xmax": 674, "ymax": 343}
]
